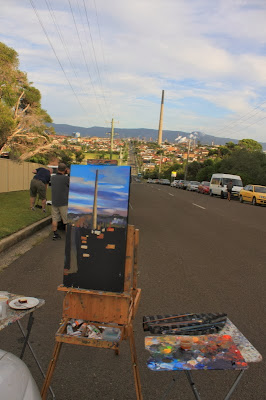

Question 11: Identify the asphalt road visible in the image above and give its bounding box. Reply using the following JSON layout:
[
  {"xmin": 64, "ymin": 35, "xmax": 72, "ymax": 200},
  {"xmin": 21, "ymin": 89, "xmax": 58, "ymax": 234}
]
[{"xmin": 0, "ymin": 182, "xmax": 265, "ymax": 400}]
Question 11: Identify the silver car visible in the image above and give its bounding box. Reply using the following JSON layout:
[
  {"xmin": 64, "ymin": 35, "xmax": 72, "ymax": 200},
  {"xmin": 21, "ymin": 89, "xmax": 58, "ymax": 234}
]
[{"xmin": 187, "ymin": 181, "xmax": 201, "ymax": 191}]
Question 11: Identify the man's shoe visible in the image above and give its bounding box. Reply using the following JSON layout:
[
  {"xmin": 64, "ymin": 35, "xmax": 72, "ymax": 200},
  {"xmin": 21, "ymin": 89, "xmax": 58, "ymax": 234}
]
[{"xmin": 52, "ymin": 232, "xmax": 61, "ymax": 240}]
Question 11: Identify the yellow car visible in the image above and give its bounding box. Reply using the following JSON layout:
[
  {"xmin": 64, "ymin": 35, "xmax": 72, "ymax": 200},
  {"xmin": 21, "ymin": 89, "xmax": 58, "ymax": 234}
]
[{"xmin": 239, "ymin": 185, "xmax": 266, "ymax": 205}]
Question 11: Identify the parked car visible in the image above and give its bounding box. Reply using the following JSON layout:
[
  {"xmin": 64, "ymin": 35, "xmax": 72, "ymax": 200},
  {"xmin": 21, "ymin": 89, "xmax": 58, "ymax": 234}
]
[
  {"xmin": 147, "ymin": 178, "xmax": 153, "ymax": 183},
  {"xmin": 159, "ymin": 179, "xmax": 170, "ymax": 185},
  {"xmin": 170, "ymin": 179, "xmax": 179, "ymax": 187},
  {"xmin": 187, "ymin": 181, "xmax": 201, "ymax": 191},
  {"xmin": 0, "ymin": 349, "xmax": 41, "ymax": 399},
  {"xmin": 182, "ymin": 180, "xmax": 190, "ymax": 190},
  {"xmin": 239, "ymin": 185, "xmax": 266, "ymax": 206},
  {"xmin": 209, "ymin": 173, "xmax": 243, "ymax": 199},
  {"xmin": 198, "ymin": 181, "xmax": 210, "ymax": 194},
  {"xmin": 176, "ymin": 180, "xmax": 185, "ymax": 188}
]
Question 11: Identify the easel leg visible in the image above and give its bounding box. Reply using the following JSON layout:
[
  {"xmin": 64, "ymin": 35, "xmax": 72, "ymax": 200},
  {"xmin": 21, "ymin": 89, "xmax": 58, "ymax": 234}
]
[
  {"xmin": 41, "ymin": 341, "xmax": 62, "ymax": 400},
  {"xmin": 185, "ymin": 371, "xmax": 201, "ymax": 400},
  {"xmin": 128, "ymin": 324, "xmax": 143, "ymax": 400}
]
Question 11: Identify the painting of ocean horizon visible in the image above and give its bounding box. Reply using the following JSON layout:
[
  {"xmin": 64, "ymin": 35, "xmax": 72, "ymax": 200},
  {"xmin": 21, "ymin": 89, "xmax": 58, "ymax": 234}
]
[{"xmin": 63, "ymin": 165, "xmax": 131, "ymax": 292}]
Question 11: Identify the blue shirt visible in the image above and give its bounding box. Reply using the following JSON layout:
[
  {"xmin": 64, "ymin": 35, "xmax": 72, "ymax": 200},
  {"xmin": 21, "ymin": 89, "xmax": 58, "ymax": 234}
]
[{"xmin": 33, "ymin": 168, "xmax": 51, "ymax": 184}]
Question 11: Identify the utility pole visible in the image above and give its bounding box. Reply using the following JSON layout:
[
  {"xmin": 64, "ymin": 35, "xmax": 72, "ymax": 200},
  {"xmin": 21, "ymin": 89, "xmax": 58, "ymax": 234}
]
[
  {"xmin": 184, "ymin": 138, "xmax": 191, "ymax": 181},
  {"xmin": 158, "ymin": 90, "xmax": 164, "ymax": 145}
]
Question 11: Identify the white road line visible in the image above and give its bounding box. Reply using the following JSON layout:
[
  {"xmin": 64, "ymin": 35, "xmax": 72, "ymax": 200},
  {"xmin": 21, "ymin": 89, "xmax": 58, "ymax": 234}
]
[
  {"xmin": 168, "ymin": 193, "xmax": 174, "ymax": 196},
  {"xmin": 192, "ymin": 203, "xmax": 206, "ymax": 210},
  {"xmin": 129, "ymin": 202, "xmax": 133, "ymax": 210}
]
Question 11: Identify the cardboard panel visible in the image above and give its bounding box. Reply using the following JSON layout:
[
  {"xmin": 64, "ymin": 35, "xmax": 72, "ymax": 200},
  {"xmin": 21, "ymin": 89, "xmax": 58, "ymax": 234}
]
[{"xmin": 63, "ymin": 165, "xmax": 131, "ymax": 293}]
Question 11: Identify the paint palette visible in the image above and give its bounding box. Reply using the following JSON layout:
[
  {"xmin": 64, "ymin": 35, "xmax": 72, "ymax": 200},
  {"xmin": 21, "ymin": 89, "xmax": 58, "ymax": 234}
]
[{"xmin": 145, "ymin": 334, "xmax": 248, "ymax": 371}]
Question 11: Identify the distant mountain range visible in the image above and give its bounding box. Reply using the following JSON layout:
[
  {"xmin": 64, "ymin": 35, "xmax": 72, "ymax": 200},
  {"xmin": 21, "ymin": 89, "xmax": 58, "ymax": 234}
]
[{"xmin": 50, "ymin": 123, "xmax": 266, "ymax": 149}]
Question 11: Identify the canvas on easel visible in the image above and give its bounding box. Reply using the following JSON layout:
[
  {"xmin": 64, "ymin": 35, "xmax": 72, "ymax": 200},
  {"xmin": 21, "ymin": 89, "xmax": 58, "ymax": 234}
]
[{"xmin": 63, "ymin": 165, "xmax": 131, "ymax": 293}]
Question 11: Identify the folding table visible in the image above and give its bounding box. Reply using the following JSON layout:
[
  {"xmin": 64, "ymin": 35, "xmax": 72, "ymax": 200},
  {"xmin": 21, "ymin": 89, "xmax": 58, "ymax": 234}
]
[
  {"xmin": 0, "ymin": 292, "xmax": 54, "ymax": 398},
  {"xmin": 145, "ymin": 319, "xmax": 262, "ymax": 400}
]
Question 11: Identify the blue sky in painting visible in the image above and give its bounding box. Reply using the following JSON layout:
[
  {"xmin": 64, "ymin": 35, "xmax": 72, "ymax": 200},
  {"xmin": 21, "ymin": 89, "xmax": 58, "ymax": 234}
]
[{"xmin": 68, "ymin": 165, "xmax": 130, "ymax": 217}]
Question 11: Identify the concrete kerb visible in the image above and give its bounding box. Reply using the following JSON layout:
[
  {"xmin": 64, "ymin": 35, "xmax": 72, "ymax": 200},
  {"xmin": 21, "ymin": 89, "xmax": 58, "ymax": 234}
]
[{"xmin": 0, "ymin": 216, "xmax": 52, "ymax": 254}]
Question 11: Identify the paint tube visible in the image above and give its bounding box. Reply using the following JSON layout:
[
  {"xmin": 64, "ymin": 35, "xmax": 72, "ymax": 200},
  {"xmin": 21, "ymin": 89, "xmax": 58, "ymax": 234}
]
[
  {"xmin": 86, "ymin": 324, "xmax": 102, "ymax": 339},
  {"xmin": 67, "ymin": 323, "xmax": 74, "ymax": 335},
  {"xmin": 78, "ymin": 323, "xmax": 87, "ymax": 337},
  {"xmin": 72, "ymin": 319, "xmax": 84, "ymax": 328}
]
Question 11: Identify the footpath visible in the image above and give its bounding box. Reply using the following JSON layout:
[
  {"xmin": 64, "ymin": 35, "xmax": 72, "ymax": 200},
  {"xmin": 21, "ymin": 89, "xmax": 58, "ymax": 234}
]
[{"xmin": 0, "ymin": 216, "xmax": 52, "ymax": 272}]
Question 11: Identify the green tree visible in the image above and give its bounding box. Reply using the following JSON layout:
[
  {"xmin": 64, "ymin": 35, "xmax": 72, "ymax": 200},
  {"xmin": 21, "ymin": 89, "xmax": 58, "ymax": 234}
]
[
  {"xmin": 0, "ymin": 42, "xmax": 53, "ymax": 158},
  {"xmin": 218, "ymin": 149, "xmax": 266, "ymax": 185},
  {"xmin": 238, "ymin": 139, "xmax": 262, "ymax": 152},
  {"xmin": 59, "ymin": 149, "xmax": 73, "ymax": 167},
  {"xmin": 187, "ymin": 161, "xmax": 201, "ymax": 180},
  {"xmin": 75, "ymin": 150, "xmax": 85, "ymax": 163}
]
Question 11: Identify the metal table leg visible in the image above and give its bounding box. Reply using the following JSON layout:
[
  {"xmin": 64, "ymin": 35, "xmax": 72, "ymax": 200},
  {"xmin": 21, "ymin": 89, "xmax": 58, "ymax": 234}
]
[
  {"xmin": 17, "ymin": 316, "xmax": 55, "ymax": 399},
  {"xmin": 224, "ymin": 370, "xmax": 245, "ymax": 400},
  {"xmin": 20, "ymin": 312, "xmax": 34, "ymax": 359},
  {"xmin": 185, "ymin": 371, "xmax": 201, "ymax": 400}
]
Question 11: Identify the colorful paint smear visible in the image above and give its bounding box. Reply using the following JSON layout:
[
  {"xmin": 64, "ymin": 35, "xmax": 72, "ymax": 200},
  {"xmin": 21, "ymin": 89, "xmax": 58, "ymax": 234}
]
[{"xmin": 145, "ymin": 335, "xmax": 248, "ymax": 371}]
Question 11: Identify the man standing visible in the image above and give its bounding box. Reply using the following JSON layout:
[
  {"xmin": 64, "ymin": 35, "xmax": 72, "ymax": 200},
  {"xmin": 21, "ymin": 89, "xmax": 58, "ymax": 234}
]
[
  {"xmin": 30, "ymin": 167, "xmax": 51, "ymax": 212},
  {"xmin": 51, "ymin": 163, "xmax": 70, "ymax": 240},
  {"xmin": 227, "ymin": 180, "xmax": 233, "ymax": 201}
]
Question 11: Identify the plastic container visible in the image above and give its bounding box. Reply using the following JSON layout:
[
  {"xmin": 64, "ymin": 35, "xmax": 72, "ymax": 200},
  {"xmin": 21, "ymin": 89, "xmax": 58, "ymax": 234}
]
[{"xmin": 102, "ymin": 328, "xmax": 121, "ymax": 341}]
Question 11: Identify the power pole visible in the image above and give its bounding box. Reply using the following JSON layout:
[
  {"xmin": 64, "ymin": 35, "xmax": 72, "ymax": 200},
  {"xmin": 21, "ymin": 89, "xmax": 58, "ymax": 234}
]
[
  {"xmin": 158, "ymin": 90, "xmax": 164, "ymax": 145},
  {"xmin": 184, "ymin": 138, "xmax": 191, "ymax": 181}
]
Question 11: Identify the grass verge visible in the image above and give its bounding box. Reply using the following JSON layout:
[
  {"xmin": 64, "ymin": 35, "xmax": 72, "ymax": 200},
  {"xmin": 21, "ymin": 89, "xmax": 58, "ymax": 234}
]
[{"xmin": 0, "ymin": 189, "xmax": 51, "ymax": 240}]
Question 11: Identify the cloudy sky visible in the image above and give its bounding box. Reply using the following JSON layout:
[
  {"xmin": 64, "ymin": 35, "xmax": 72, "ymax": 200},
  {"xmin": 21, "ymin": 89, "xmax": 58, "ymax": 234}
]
[{"xmin": 1, "ymin": 0, "xmax": 266, "ymax": 141}]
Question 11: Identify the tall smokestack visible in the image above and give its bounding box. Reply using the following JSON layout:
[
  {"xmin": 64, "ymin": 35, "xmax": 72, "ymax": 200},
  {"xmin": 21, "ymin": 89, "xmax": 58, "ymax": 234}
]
[
  {"xmin": 158, "ymin": 90, "xmax": 164, "ymax": 145},
  {"xmin": 92, "ymin": 169, "xmax": 99, "ymax": 230}
]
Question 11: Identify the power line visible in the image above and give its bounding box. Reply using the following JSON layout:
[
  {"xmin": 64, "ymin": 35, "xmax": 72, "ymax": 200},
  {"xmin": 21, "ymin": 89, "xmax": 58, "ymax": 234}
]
[
  {"xmin": 224, "ymin": 113, "xmax": 266, "ymax": 136},
  {"xmin": 45, "ymin": 0, "xmax": 92, "ymax": 104},
  {"xmin": 92, "ymin": 0, "xmax": 114, "ymax": 113},
  {"xmin": 29, "ymin": 0, "xmax": 87, "ymax": 114},
  {"xmin": 68, "ymin": 0, "xmax": 108, "ymax": 120},
  {"xmin": 82, "ymin": 0, "xmax": 111, "ymax": 117},
  {"xmin": 209, "ymin": 100, "xmax": 266, "ymax": 136}
]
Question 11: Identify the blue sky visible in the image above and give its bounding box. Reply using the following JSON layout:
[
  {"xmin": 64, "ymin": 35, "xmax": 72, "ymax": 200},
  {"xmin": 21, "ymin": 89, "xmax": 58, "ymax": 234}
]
[
  {"xmin": 1, "ymin": 1, "xmax": 266, "ymax": 141},
  {"xmin": 68, "ymin": 165, "xmax": 130, "ymax": 216}
]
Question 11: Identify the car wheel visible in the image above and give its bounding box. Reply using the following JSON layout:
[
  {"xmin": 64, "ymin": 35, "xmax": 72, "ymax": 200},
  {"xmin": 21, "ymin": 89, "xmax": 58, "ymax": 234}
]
[
  {"xmin": 220, "ymin": 191, "xmax": 224, "ymax": 199},
  {"xmin": 252, "ymin": 197, "xmax": 257, "ymax": 206},
  {"xmin": 239, "ymin": 195, "xmax": 243, "ymax": 203}
]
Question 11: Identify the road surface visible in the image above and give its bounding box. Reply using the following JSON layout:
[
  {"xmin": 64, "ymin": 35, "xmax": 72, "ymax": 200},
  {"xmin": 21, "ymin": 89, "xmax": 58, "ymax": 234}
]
[{"xmin": 0, "ymin": 181, "xmax": 265, "ymax": 399}]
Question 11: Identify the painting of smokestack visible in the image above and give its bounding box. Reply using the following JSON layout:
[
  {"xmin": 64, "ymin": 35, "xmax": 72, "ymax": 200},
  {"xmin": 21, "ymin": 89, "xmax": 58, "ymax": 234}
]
[{"xmin": 64, "ymin": 165, "xmax": 131, "ymax": 292}]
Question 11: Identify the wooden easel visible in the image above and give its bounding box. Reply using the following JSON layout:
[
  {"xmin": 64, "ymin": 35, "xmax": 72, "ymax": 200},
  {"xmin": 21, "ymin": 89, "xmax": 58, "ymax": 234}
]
[{"xmin": 41, "ymin": 225, "xmax": 142, "ymax": 399}]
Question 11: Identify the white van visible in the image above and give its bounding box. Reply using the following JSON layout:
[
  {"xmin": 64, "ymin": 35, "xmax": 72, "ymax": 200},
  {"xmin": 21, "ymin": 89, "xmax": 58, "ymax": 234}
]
[{"xmin": 209, "ymin": 173, "xmax": 243, "ymax": 199}]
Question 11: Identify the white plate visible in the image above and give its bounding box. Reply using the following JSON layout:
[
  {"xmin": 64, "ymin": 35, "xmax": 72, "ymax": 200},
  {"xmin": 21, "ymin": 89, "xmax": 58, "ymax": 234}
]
[{"xmin": 9, "ymin": 297, "xmax": 39, "ymax": 310}]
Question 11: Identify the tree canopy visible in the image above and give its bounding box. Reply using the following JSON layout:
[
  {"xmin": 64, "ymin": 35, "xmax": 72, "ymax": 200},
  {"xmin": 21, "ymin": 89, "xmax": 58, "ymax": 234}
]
[{"xmin": 0, "ymin": 42, "xmax": 53, "ymax": 159}]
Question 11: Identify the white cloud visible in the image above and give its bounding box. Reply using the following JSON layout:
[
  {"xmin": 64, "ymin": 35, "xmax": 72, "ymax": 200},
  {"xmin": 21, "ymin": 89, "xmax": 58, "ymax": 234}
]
[{"xmin": 1, "ymin": 0, "xmax": 266, "ymax": 140}]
